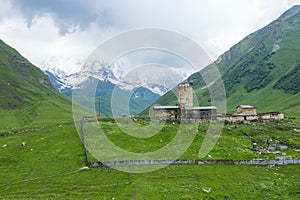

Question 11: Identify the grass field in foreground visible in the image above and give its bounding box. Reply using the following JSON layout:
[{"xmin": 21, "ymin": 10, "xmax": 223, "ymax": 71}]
[
  {"xmin": 1, "ymin": 164, "xmax": 299, "ymax": 199},
  {"xmin": 0, "ymin": 120, "xmax": 299, "ymax": 199}
]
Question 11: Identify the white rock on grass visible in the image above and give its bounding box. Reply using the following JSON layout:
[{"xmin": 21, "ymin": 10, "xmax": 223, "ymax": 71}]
[
  {"xmin": 80, "ymin": 166, "xmax": 90, "ymax": 170},
  {"xmin": 202, "ymin": 187, "xmax": 211, "ymax": 193}
]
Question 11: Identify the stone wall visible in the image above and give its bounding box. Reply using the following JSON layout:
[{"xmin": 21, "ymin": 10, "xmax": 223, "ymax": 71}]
[
  {"xmin": 89, "ymin": 159, "xmax": 300, "ymax": 167},
  {"xmin": 153, "ymin": 108, "xmax": 180, "ymax": 121},
  {"xmin": 153, "ymin": 110, "xmax": 284, "ymax": 123},
  {"xmin": 153, "ymin": 108, "xmax": 217, "ymax": 122},
  {"xmin": 217, "ymin": 112, "xmax": 284, "ymax": 123}
]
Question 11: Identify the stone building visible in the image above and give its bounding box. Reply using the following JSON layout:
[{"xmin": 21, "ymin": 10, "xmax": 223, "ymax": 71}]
[
  {"xmin": 217, "ymin": 112, "xmax": 284, "ymax": 123},
  {"xmin": 152, "ymin": 106, "xmax": 180, "ymax": 121},
  {"xmin": 153, "ymin": 82, "xmax": 217, "ymax": 122},
  {"xmin": 153, "ymin": 83, "xmax": 284, "ymax": 123},
  {"xmin": 217, "ymin": 105, "xmax": 283, "ymax": 123},
  {"xmin": 236, "ymin": 105, "xmax": 257, "ymax": 115}
]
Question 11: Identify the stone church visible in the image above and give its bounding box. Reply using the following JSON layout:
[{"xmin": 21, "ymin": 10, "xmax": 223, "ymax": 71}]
[{"xmin": 153, "ymin": 82, "xmax": 217, "ymax": 122}]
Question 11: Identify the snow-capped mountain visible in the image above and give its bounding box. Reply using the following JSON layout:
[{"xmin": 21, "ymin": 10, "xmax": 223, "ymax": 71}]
[
  {"xmin": 41, "ymin": 56, "xmax": 82, "ymax": 91},
  {"xmin": 40, "ymin": 56, "xmax": 197, "ymax": 116},
  {"xmin": 41, "ymin": 56, "xmax": 194, "ymax": 96}
]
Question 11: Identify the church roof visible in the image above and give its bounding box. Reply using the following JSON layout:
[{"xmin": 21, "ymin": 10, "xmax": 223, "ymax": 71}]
[
  {"xmin": 153, "ymin": 106, "xmax": 179, "ymax": 109},
  {"xmin": 190, "ymin": 106, "xmax": 217, "ymax": 110}
]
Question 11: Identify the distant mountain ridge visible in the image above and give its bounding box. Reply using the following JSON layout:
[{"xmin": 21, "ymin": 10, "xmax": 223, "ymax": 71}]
[
  {"xmin": 151, "ymin": 5, "xmax": 300, "ymax": 115},
  {"xmin": 41, "ymin": 56, "xmax": 188, "ymax": 96},
  {"xmin": 41, "ymin": 55, "xmax": 193, "ymax": 116},
  {"xmin": 42, "ymin": 59, "xmax": 161, "ymax": 117}
]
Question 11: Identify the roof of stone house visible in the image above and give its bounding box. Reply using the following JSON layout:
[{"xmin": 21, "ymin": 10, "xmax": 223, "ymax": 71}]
[
  {"xmin": 184, "ymin": 106, "xmax": 217, "ymax": 110},
  {"xmin": 193, "ymin": 106, "xmax": 217, "ymax": 110},
  {"xmin": 236, "ymin": 105, "xmax": 256, "ymax": 109},
  {"xmin": 153, "ymin": 106, "xmax": 217, "ymax": 110}
]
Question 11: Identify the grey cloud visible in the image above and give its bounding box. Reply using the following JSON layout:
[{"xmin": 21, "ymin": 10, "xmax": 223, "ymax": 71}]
[
  {"xmin": 3, "ymin": 0, "xmax": 300, "ymax": 64},
  {"xmin": 12, "ymin": 0, "xmax": 112, "ymax": 34}
]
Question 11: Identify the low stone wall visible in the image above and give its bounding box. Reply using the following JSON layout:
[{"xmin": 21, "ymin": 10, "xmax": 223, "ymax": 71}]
[
  {"xmin": 153, "ymin": 112, "xmax": 284, "ymax": 123},
  {"xmin": 217, "ymin": 112, "xmax": 284, "ymax": 123},
  {"xmin": 154, "ymin": 108, "xmax": 180, "ymax": 120},
  {"xmin": 88, "ymin": 159, "xmax": 300, "ymax": 167}
]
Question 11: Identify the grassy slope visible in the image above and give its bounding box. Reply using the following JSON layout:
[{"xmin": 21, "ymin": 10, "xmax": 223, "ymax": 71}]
[
  {"xmin": 0, "ymin": 120, "xmax": 300, "ymax": 199},
  {"xmin": 147, "ymin": 5, "xmax": 300, "ymax": 115},
  {"xmin": 0, "ymin": 39, "xmax": 73, "ymax": 130},
  {"xmin": 222, "ymin": 12, "xmax": 300, "ymax": 113}
]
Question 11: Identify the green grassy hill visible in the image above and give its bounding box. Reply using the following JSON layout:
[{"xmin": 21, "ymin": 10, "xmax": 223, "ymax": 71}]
[
  {"xmin": 150, "ymin": 5, "xmax": 300, "ymax": 116},
  {"xmin": 0, "ymin": 39, "xmax": 72, "ymax": 130}
]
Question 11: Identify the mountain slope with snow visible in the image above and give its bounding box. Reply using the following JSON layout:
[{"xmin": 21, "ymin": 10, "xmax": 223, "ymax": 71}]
[{"xmin": 41, "ymin": 55, "xmax": 197, "ymax": 116}]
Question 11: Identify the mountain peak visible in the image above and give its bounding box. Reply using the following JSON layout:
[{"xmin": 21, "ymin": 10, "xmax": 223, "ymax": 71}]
[
  {"xmin": 274, "ymin": 5, "xmax": 300, "ymax": 23},
  {"xmin": 287, "ymin": 4, "xmax": 300, "ymax": 12}
]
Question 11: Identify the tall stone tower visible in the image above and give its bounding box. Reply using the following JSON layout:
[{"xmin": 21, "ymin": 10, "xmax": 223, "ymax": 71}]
[{"xmin": 178, "ymin": 82, "xmax": 193, "ymax": 108}]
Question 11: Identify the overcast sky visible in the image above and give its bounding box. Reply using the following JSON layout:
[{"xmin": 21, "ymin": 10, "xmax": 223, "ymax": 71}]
[{"xmin": 0, "ymin": 0, "xmax": 299, "ymax": 70}]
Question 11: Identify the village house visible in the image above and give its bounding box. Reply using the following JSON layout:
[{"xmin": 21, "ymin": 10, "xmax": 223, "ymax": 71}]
[
  {"xmin": 236, "ymin": 105, "xmax": 257, "ymax": 115},
  {"xmin": 218, "ymin": 108, "xmax": 284, "ymax": 123}
]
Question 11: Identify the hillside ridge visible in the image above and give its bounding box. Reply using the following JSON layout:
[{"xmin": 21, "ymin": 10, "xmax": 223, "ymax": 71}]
[
  {"xmin": 149, "ymin": 5, "xmax": 300, "ymax": 115},
  {"xmin": 0, "ymin": 39, "xmax": 72, "ymax": 129}
]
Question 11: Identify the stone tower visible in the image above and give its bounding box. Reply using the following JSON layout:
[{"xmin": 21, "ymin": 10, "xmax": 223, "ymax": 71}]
[{"xmin": 178, "ymin": 82, "xmax": 193, "ymax": 108}]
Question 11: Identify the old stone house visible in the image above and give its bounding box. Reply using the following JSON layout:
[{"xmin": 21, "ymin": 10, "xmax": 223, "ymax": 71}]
[
  {"xmin": 236, "ymin": 105, "xmax": 257, "ymax": 115},
  {"xmin": 153, "ymin": 82, "xmax": 217, "ymax": 122}
]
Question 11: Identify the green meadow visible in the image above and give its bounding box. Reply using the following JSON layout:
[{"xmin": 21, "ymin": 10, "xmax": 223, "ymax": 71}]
[{"xmin": 1, "ymin": 118, "xmax": 299, "ymax": 199}]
